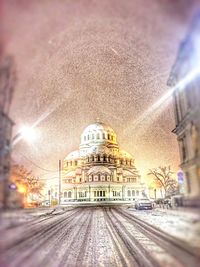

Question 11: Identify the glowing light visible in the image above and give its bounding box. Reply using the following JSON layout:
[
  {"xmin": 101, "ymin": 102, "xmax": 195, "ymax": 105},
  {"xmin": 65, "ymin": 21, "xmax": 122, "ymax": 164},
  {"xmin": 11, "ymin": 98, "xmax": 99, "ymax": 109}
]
[
  {"xmin": 18, "ymin": 185, "xmax": 27, "ymax": 194},
  {"xmin": 12, "ymin": 125, "xmax": 38, "ymax": 147}
]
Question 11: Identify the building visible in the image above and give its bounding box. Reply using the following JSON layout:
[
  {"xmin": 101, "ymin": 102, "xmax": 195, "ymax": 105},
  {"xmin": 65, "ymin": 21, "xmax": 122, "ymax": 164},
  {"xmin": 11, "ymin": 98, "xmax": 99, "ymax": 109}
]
[
  {"xmin": 167, "ymin": 14, "xmax": 200, "ymax": 207},
  {"xmin": 0, "ymin": 52, "xmax": 15, "ymax": 209},
  {"xmin": 61, "ymin": 121, "xmax": 146, "ymax": 203}
]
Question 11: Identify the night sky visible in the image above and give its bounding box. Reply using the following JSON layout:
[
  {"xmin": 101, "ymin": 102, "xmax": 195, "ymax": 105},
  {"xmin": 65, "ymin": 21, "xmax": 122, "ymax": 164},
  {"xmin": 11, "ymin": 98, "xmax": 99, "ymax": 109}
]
[{"xmin": 3, "ymin": 0, "xmax": 200, "ymax": 184}]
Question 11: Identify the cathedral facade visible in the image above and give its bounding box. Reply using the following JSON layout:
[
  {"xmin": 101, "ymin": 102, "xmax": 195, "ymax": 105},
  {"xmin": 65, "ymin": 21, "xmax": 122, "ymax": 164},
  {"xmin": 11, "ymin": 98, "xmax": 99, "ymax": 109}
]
[{"xmin": 61, "ymin": 121, "xmax": 145, "ymax": 203}]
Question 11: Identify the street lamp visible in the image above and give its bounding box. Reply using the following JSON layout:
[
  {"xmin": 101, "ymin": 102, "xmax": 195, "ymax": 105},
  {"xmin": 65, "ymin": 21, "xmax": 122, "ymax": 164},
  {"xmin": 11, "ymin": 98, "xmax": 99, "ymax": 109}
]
[{"xmin": 12, "ymin": 125, "xmax": 38, "ymax": 147}]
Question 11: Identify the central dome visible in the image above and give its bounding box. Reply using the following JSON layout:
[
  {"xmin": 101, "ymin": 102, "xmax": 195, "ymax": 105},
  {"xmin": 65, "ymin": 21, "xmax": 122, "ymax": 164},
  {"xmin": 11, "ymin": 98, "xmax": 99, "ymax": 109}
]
[
  {"xmin": 80, "ymin": 121, "xmax": 117, "ymax": 146},
  {"xmin": 83, "ymin": 121, "xmax": 115, "ymax": 134}
]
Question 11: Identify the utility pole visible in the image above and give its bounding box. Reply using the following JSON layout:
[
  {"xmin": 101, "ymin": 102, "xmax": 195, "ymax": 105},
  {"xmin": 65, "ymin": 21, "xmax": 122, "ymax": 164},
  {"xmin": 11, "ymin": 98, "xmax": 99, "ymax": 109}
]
[{"xmin": 58, "ymin": 160, "xmax": 62, "ymax": 205}]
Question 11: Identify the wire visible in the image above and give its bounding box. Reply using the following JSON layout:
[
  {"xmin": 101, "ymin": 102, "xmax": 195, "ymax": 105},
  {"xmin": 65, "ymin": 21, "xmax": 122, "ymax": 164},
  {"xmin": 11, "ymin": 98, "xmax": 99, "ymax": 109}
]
[{"xmin": 18, "ymin": 152, "xmax": 59, "ymax": 173}]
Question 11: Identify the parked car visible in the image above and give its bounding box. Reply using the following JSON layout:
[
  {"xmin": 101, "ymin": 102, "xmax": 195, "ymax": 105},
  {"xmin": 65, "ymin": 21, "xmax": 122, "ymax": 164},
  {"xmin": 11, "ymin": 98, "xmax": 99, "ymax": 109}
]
[{"xmin": 135, "ymin": 198, "xmax": 153, "ymax": 210}]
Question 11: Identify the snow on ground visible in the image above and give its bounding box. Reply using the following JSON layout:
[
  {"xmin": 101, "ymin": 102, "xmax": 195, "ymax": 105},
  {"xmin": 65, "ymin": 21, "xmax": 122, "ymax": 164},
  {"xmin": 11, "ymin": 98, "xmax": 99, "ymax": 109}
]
[
  {"xmin": 0, "ymin": 207, "xmax": 65, "ymax": 230},
  {"xmin": 127, "ymin": 207, "xmax": 200, "ymax": 250}
]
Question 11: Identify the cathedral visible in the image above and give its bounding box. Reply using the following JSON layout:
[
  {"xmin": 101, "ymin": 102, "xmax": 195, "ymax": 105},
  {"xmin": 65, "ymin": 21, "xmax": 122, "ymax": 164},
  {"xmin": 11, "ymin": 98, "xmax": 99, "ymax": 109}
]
[{"xmin": 61, "ymin": 121, "xmax": 145, "ymax": 203}]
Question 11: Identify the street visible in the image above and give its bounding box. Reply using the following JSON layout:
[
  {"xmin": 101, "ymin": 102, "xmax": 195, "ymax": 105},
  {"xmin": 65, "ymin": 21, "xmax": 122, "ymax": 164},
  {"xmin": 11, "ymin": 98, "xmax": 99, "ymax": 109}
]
[{"xmin": 0, "ymin": 206, "xmax": 199, "ymax": 267}]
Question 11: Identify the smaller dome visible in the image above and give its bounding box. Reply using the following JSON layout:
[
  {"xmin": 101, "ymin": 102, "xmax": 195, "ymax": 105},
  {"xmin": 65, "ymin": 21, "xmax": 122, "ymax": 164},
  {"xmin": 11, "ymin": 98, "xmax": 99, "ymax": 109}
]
[
  {"xmin": 88, "ymin": 166, "xmax": 111, "ymax": 175},
  {"xmin": 119, "ymin": 150, "xmax": 133, "ymax": 159},
  {"xmin": 65, "ymin": 150, "xmax": 80, "ymax": 160}
]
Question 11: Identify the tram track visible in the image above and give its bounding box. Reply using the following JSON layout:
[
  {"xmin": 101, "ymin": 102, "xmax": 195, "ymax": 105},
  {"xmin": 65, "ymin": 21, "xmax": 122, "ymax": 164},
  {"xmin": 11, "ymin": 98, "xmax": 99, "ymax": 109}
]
[
  {"xmin": 0, "ymin": 206, "xmax": 198, "ymax": 267},
  {"xmin": 12, "ymin": 208, "xmax": 87, "ymax": 267},
  {"xmin": 114, "ymin": 208, "xmax": 200, "ymax": 267},
  {"xmin": 104, "ymin": 207, "xmax": 161, "ymax": 267},
  {"xmin": 0, "ymin": 208, "xmax": 81, "ymax": 260}
]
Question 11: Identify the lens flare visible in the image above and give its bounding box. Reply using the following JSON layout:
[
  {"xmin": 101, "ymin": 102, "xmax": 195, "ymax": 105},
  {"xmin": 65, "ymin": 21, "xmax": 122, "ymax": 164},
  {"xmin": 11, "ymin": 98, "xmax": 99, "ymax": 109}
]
[{"xmin": 129, "ymin": 67, "xmax": 200, "ymax": 131}]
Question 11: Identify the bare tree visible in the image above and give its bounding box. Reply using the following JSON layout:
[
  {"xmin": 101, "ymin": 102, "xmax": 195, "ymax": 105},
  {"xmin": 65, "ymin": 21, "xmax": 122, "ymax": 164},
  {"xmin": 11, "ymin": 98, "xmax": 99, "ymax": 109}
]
[
  {"xmin": 148, "ymin": 166, "xmax": 178, "ymax": 197},
  {"xmin": 11, "ymin": 164, "xmax": 44, "ymax": 200}
]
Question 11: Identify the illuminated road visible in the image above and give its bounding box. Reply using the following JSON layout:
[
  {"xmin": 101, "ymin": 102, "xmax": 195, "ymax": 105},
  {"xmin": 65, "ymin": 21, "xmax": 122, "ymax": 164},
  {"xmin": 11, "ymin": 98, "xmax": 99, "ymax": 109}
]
[{"xmin": 0, "ymin": 207, "xmax": 199, "ymax": 267}]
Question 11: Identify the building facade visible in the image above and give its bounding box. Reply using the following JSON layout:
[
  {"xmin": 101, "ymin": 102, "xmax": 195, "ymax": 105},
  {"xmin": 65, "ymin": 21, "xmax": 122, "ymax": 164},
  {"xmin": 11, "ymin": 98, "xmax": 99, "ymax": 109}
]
[
  {"xmin": 61, "ymin": 121, "xmax": 146, "ymax": 203},
  {"xmin": 167, "ymin": 14, "xmax": 200, "ymax": 206}
]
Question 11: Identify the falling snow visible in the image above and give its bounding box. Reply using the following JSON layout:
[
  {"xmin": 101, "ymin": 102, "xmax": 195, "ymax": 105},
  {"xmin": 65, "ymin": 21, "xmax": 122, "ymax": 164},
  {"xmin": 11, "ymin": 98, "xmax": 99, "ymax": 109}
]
[{"xmin": 2, "ymin": 0, "xmax": 200, "ymax": 181}]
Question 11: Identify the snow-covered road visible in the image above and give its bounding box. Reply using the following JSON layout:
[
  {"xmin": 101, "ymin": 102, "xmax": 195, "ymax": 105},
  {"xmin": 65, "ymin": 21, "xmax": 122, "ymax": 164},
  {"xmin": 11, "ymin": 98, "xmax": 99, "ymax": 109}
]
[{"xmin": 0, "ymin": 206, "xmax": 199, "ymax": 267}]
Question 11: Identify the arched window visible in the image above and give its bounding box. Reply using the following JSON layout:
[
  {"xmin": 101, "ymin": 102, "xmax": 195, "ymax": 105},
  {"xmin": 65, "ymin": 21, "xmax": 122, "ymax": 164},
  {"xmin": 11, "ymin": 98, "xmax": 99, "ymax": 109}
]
[
  {"xmin": 92, "ymin": 156, "xmax": 94, "ymax": 161},
  {"xmin": 103, "ymin": 133, "xmax": 105, "ymax": 139},
  {"xmin": 70, "ymin": 161, "xmax": 72, "ymax": 166},
  {"xmin": 75, "ymin": 160, "xmax": 78, "ymax": 166},
  {"xmin": 88, "ymin": 135, "xmax": 90, "ymax": 140},
  {"xmin": 97, "ymin": 133, "xmax": 100, "ymax": 139},
  {"xmin": 127, "ymin": 190, "xmax": 131, "ymax": 197},
  {"xmin": 68, "ymin": 191, "xmax": 72, "ymax": 198},
  {"xmin": 98, "ymin": 174, "xmax": 101, "ymax": 181},
  {"xmin": 103, "ymin": 155, "xmax": 106, "ymax": 162},
  {"xmin": 136, "ymin": 190, "xmax": 139, "ymax": 196},
  {"xmin": 97, "ymin": 154, "xmax": 100, "ymax": 161},
  {"xmin": 132, "ymin": 190, "xmax": 135, "ymax": 196},
  {"xmin": 64, "ymin": 192, "xmax": 67, "ymax": 198}
]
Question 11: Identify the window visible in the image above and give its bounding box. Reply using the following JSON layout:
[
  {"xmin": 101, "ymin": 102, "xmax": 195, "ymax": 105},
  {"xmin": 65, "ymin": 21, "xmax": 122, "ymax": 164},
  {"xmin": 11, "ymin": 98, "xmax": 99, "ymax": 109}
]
[
  {"xmin": 92, "ymin": 134, "xmax": 94, "ymax": 139},
  {"xmin": 88, "ymin": 135, "xmax": 90, "ymax": 140},
  {"xmin": 97, "ymin": 154, "xmax": 100, "ymax": 161},
  {"xmin": 127, "ymin": 190, "xmax": 131, "ymax": 197},
  {"xmin": 108, "ymin": 134, "xmax": 110, "ymax": 140},
  {"xmin": 97, "ymin": 133, "xmax": 100, "ymax": 139},
  {"xmin": 113, "ymin": 191, "xmax": 120, "ymax": 197},
  {"xmin": 64, "ymin": 192, "xmax": 67, "ymax": 198},
  {"xmin": 117, "ymin": 177, "xmax": 119, "ymax": 182},
  {"xmin": 55, "ymin": 192, "xmax": 57, "ymax": 197},
  {"xmin": 132, "ymin": 190, "xmax": 135, "ymax": 196},
  {"xmin": 68, "ymin": 191, "xmax": 72, "ymax": 198},
  {"xmin": 136, "ymin": 190, "xmax": 139, "ymax": 196},
  {"xmin": 103, "ymin": 133, "xmax": 105, "ymax": 139},
  {"xmin": 75, "ymin": 160, "xmax": 78, "ymax": 166},
  {"xmin": 84, "ymin": 136, "xmax": 86, "ymax": 141}
]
